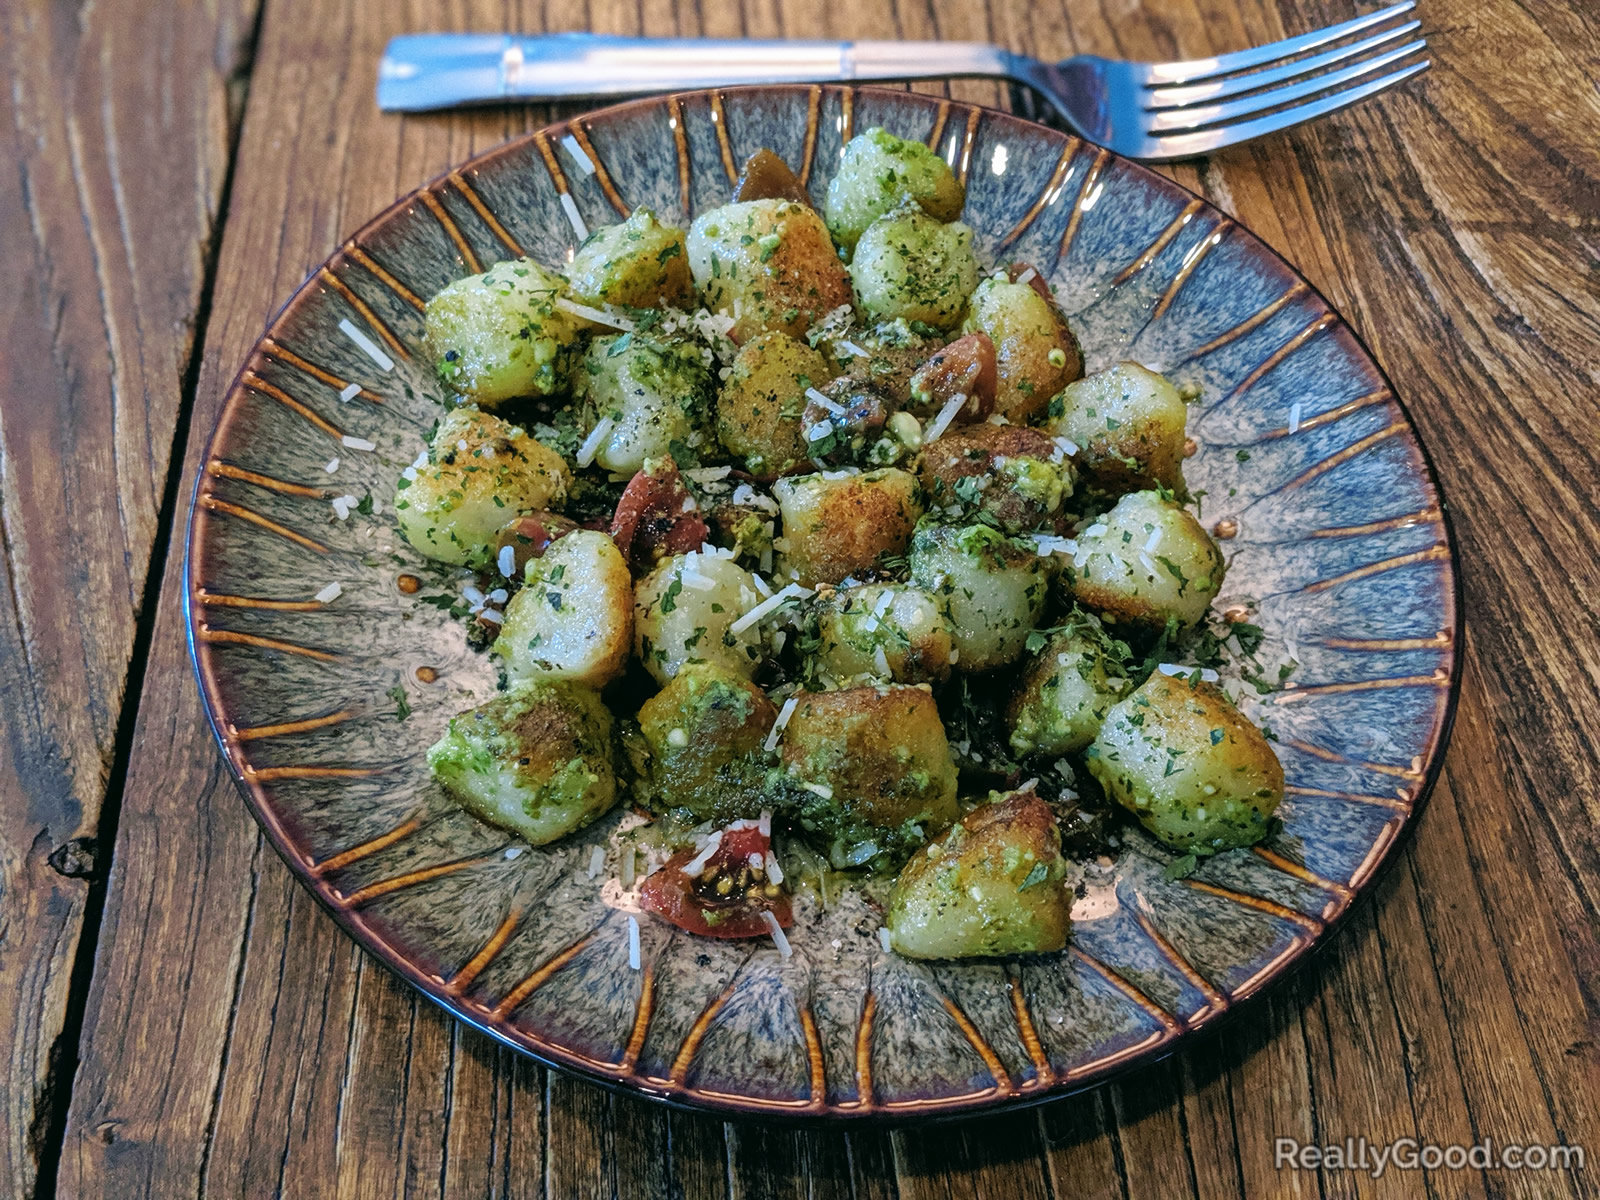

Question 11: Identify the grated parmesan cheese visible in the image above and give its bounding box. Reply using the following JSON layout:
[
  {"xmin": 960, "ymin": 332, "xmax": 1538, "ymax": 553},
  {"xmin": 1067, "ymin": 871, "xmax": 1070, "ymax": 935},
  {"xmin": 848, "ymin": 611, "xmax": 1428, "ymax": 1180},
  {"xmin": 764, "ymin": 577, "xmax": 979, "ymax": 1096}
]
[
  {"xmin": 341, "ymin": 435, "xmax": 376, "ymax": 452},
  {"xmin": 575, "ymin": 416, "xmax": 614, "ymax": 467},
  {"xmin": 559, "ymin": 191, "xmax": 589, "ymax": 239},
  {"xmin": 763, "ymin": 698, "xmax": 798, "ymax": 752},
  {"xmin": 338, "ymin": 318, "xmax": 394, "ymax": 372},
  {"xmin": 314, "ymin": 582, "xmax": 343, "ymax": 604},
  {"xmin": 761, "ymin": 910, "xmax": 792, "ymax": 959},
  {"xmin": 923, "ymin": 392, "xmax": 968, "ymax": 444},
  {"xmin": 729, "ymin": 583, "xmax": 813, "ymax": 634},
  {"xmin": 555, "ymin": 297, "xmax": 631, "ymax": 330},
  {"xmin": 805, "ymin": 386, "xmax": 847, "ymax": 417},
  {"xmin": 627, "ymin": 915, "xmax": 641, "ymax": 970}
]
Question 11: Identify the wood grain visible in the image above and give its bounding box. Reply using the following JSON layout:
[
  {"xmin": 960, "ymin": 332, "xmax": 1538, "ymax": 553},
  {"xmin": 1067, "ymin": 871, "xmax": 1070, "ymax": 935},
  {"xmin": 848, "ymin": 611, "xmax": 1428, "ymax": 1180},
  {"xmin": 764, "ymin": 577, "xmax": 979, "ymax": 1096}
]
[
  {"xmin": 0, "ymin": 0, "xmax": 260, "ymax": 1194},
  {"xmin": 40, "ymin": 0, "xmax": 1600, "ymax": 1197}
]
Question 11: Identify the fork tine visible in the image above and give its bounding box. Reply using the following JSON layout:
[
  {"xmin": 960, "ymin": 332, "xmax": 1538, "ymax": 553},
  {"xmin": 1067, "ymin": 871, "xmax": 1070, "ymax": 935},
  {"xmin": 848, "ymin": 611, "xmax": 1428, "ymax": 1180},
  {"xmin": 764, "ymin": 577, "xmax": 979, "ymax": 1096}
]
[
  {"xmin": 1145, "ymin": 20, "xmax": 1420, "ymax": 110},
  {"xmin": 1145, "ymin": 42, "xmax": 1425, "ymax": 133},
  {"xmin": 1145, "ymin": 58, "xmax": 1433, "ymax": 160},
  {"xmin": 1142, "ymin": 1, "xmax": 1415, "ymax": 86},
  {"xmin": 1146, "ymin": 58, "xmax": 1429, "ymax": 160}
]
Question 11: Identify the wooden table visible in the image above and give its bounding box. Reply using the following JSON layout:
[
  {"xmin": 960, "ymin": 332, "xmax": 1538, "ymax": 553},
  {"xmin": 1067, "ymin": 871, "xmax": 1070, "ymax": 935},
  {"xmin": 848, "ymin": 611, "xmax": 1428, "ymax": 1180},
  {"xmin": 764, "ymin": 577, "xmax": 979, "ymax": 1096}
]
[{"xmin": 3, "ymin": 0, "xmax": 1596, "ymax": 1195}]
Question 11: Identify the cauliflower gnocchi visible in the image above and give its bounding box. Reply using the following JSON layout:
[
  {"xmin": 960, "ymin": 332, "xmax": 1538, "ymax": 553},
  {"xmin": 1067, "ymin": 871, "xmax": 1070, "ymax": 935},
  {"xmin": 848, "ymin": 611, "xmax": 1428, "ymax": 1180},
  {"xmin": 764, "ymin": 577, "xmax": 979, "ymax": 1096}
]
[
  {"xmin": 851, "ymin": 203, "xmax": 980, "ymax": 330},
  {"xmin": 494, "ymin": 530, "xmax": 633, "ymax": 687},
  {"xmin": 688, "ymin": 199, "xmax": 852, "ymax": 342},
  {"xmin": 424, "ymin": 258, "xmax": 582, "ymax": 404},
  {"xmin": 963, "ymin": 277, "xmax": 1083, "ymax": 422},
  {"xmin": 1048, "ymin": 361, "xmax": 1189, "ymax": 495},
  {"xmin": 405, "ymin": 133, "xmax": 1284, "ymax": 965},
  {"xmin": 574, "ymin": 332, "xmax": 713, "ymax": 475},
  {"xmin": 1067, "ymin": 490, "xmax": 1225, "ymax": 630},
  {"xmin": 635, "ymin": 550, "xmax": 766, "ymax": 684},
  {"xmin": 395, "ymin": 407, "xmax": 569, "ymax": 567},
  {"xmin": 824, "ymin": 126, "xmax": 965, "ymax": 252},
  {"xmin": 772, "ymin": 468, "xmax": 923, "ymax": 586},
  {"xmin": 1088, "ymin": 673, "xmax": 1284, "ymax": 855},
  {"xmin": 564, "ymin": 208, "xmax": 694, "ymax": 310}
]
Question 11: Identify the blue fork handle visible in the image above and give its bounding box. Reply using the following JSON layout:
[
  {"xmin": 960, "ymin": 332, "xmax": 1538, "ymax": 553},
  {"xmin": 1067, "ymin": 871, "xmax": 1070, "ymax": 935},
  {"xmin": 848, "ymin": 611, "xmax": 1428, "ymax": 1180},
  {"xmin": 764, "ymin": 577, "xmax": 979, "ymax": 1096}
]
[{"xmin": 377, "ymin": 33, "xmax": 1023, "ymax": 112}]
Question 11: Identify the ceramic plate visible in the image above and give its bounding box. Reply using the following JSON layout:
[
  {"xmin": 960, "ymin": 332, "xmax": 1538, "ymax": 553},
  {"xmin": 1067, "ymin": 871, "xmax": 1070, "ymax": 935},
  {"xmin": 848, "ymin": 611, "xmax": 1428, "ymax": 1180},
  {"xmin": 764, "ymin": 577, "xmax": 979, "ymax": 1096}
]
[{"xmin": 186, "ymin": 85, "xmax": 1460, "ymax": 1120}]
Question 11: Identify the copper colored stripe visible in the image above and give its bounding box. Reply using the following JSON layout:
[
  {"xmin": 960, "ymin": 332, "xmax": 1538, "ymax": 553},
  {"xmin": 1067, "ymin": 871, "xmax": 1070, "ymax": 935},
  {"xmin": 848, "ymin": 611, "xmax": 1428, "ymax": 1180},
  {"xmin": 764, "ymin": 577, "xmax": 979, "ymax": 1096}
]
[
  {"xmin": 1221, "ymin": 311, "xmax": 1336, "ymax": 401},
  {"xmin": 569, "ymin": 121, "xmax": 628, "ymax": 216},
  {"xmin": 1348, "ymin": 817, "xmax": 1405, "ymax": 889},
  {"xmin": 342, "ymin": 855, "xmax": 490, "ymax": 907},
  {"xmin": 343, "ymin": 246, "xmax": 425, "ymax": 313},
  {"xmin": 1273, "ymin": 673, "xmax": 1449, "ymax": 702},
  {"xmin": 493, "ymin": 932, "xmax": 595, "ymax": 1017},
  {"xmin": 1228, "ymin": 933, "xmax": 1317, "ymax": 1002},
  {"xmin": 262, "ymin": 338, "xmax": 387, "ymax": 399},
  {"xmin": 532, "ymin": 130, "xmax": 570, "ymax": 194},
  {"xmin": 670, "ymin": 978, "xmax": 739, "ymax": 1084},
  {"xmin": 319, "ymin": 268, "xmax": 408, "ymax": 358},
  {"xmin": 996, "ymin": 140, "xmax": 1079, "ymax": 252},
  {"xmin": 242, "ymin": 371, "xmax": 343, "ymax": 439},
  {"xmin": 1183, "ymin": 281, "xmax": 1309, "ymax": 360},
  {"xmin": 1006, "ymin": 973, "xmax": 1054, "ymax": 1085},
  {"xmin": 1252, "ymin": 846, "xmax": 1356, "ymax": 901},
  {"xmin": 1286, "ymin": 737, "xmax": 1425, "ymax": 778},
  {"xmin": 1311, "ymin": 505, "xmax": 1442, "ymax": 539},
  {"xmin": 854, "ymin": 990, "xmax": 876, "ymax": 1104},
  {"xmin": 939, "ymin": 994, "xmax": 1011, "ymax": 1090},
  {"xmin": 1302, "ymin": 544, "xmax": 1450, "ymax": 594},
  {"xmin": 198, "ymin": 495, "xmax": 329, "ymax": 554},
  {"xmin": 195, "ymin": 590, "xmax": 325, "ymax": 612},
  {"xmin": 839, "ymin": 87, "xmax": 855, "ymax": 146},
  {"xmin": 207, "ymin": 459, "xmax": 329, "ymax": 498},
  {"xmin": 1183, "ymin": 879, "xmax": 1324, "ymax": 932},
  {"xmin": 618, "ymin": 964, "xmax": 657, "ymax": 1073},
  {"xmin": 1152, "ymin": 220, "xmax": 1232, "ymax": 319},
  {"xmin": 314, "ymin": 816, "xmax": 425, "ymax": 876},
  {"xmin": 200, "ymin": 625, "xmax": 337, "ymax": 661},
  {"xmin": 419, "ymin": 189, "xmax": 482, "ymax": 273},
  {"xmin": 1277, "ymin": 423, "xmax": 1406, "ymax": 493},
  {"xmin": 1286, "ymin": 784, "xmax": 1409, "ymax": 810},
  {"xmin": 1062, "ymin": 1028, "xmax": 1173, "ymax": 1081},
  {"xmin": 925, "ymin": 98, "xmax": 952, "ymax": 150},
  {"xmin": 1112, "ymin": 198, "xmax": 1204, "ymax": 286},
  {"xmin": 247, "ymin": 764, "xmax": 380, "ymax": 782},
  {"xmin": 446, "ymin": 906, "xmax": 524, "ymax": 994},
  {"xmin": 1130, "ymin": 908, "xmax": 1226, "ymax": 1017},
  {"xmin": 233, "ymin": 709, "xmax": 356, "ymax": 741},
  {"xmin": 1070, "ymin": 946, "xmax": 1181, "ymax": 1032},
  {"xmin": 666, "ymin": 96, "xmax": 691, "ymax": 215},
  {"xmin": 450, "ymin": 170, "xmax": 526, "ymax": 256},
  {"xmin": 954, "ymin": 105, "xmax": 982, "ymax": 187},
  {"xmin": 709, "ymin": 91, "xmax": 737, "ymax": 184},
  {"xmin": 1322, "ymin": 632, "xmax": 1452, "ymax": 652},
  {"xmin": 798, "ymin": 85, "xmax": 822, "ymax": 187},
  {"xmin": 1057, "ymin": 147, "xmax": 1108, "ymax": 263},
  {"xmin": 1259, "ymin": 387, "xmax": 1389, "ymax": 439},
  {"xmin": 800, "ymin": 1003, "xmax": 827, "ymax": 1104}
]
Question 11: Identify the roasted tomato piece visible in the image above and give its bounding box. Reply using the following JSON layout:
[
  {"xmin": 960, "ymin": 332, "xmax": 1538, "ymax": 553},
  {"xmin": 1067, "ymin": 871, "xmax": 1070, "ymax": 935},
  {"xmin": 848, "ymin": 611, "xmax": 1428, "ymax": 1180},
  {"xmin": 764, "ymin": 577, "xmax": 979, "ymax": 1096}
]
[
  {"xmin": 493, "ymin": 511, "xmax": 579, "ymax": 579},
  {"xmin": 639, "ymin": 820, "xmax": 793, "ymax": 939},
  {"xmin": 908, "ymin": 333, "xmax": 997, "ymax": 424},
  {"xmin": 1007, "ymin": 261, "xmax": 1055, "ymax": 305},
  {"xmin": 731, "ymin": 148, "xmax": 812, "ymax": 206},
  {"xmin": 610, "ymin": 458, "xmax": 711, "ymax": 573}
]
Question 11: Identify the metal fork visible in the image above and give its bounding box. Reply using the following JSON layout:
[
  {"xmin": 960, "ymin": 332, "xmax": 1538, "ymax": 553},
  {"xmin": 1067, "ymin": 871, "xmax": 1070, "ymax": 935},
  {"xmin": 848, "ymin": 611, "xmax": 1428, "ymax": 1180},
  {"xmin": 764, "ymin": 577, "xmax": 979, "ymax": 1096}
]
[{"xmin": 378, "ymin": 3, "xmax": 1428, "ymax": 161}]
